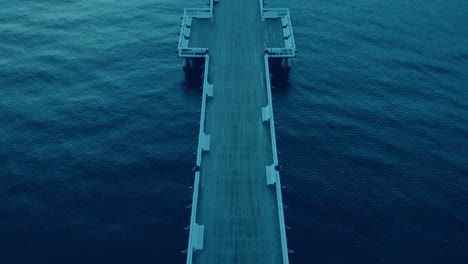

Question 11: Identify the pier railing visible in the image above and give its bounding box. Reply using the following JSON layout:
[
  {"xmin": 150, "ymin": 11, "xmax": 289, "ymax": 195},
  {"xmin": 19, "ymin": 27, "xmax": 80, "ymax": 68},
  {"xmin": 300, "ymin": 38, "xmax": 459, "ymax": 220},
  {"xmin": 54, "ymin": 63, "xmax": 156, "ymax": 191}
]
[
  {"xmin": 177, "ymin": 0, "xmax": 214, "ymax": 57},
  {"xmin": 263, "ymin": 54, "xmax": 290, "ymax": 264},
  {"xmin": 186, "ymin": 54, "xmax": 212, "ymax": 264},
  {"xmin": 260, "ymin": 0, "xmax": 296, "ymax": 58},
  {"xmin": 266, "ymin": 48, "xmax": 295, "ymax": 57}
]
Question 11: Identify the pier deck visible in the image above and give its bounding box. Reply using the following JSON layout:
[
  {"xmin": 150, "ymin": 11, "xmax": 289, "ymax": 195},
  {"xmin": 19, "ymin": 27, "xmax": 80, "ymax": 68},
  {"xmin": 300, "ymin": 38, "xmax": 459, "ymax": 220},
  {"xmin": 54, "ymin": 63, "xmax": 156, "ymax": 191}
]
[{"xmin": 177, "ymin": 1, "xmax": 296, "ymax": 263}]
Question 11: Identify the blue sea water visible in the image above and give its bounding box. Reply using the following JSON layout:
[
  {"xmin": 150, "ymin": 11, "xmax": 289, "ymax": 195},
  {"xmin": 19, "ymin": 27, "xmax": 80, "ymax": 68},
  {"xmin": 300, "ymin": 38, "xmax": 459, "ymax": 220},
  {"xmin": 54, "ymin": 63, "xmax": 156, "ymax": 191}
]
[{"xmin": 0, "ymin": 0, "xmax": 467, "ymax": 263}]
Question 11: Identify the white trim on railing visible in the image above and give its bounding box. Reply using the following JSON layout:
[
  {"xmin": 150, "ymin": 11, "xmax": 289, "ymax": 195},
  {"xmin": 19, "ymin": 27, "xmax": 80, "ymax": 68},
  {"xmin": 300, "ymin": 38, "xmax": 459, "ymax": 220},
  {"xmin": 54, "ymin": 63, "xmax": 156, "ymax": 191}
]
[
  {"xmin": 186, "ymin": 170, "xmax": 200, "ymax": 264},
  {"xmin": 264, "ymin": 54, "xmax": 290, "ymax": 264},
  {"xmin": 285, "ymin": 9, "xmax": 296, "ymax": 53},
  {"xmin": 186, "ymin": 54, "xmax": 210, "ymax": 264}
]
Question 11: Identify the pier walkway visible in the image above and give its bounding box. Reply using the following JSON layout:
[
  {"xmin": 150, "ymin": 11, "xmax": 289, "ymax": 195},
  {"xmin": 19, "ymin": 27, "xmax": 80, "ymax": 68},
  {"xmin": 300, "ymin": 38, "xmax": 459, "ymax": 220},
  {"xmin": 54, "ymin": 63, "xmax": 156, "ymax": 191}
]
[{"xmin": 177, "ymin": 1, "xmax": 296, "ymax": 263}]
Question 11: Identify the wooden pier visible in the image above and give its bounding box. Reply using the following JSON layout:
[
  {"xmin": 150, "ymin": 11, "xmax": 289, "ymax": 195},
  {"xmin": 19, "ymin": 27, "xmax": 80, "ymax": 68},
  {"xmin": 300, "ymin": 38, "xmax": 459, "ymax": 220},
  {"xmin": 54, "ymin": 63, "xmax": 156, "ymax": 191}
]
[{"xmin": 177, "ymin": 1, "xmax": 296, "ymax": 263}]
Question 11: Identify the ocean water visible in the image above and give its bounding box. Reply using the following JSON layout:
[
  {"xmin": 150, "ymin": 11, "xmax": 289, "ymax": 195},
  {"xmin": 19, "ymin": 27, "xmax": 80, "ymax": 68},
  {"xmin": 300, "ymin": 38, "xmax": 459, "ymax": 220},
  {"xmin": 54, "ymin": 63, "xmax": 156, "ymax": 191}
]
[{"xmin": 0, "ymin": 0, "xmax": 467, "ymax": 263}]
